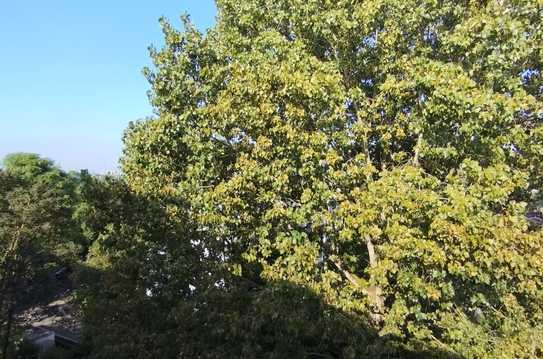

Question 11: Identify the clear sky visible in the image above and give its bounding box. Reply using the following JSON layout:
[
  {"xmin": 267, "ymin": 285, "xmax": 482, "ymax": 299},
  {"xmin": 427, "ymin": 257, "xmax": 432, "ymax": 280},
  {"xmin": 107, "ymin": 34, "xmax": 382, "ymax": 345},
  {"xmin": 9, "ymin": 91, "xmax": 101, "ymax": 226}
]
[{"xmin": 0, "ymin": 1, "xmax": 216, "ymax": 174}]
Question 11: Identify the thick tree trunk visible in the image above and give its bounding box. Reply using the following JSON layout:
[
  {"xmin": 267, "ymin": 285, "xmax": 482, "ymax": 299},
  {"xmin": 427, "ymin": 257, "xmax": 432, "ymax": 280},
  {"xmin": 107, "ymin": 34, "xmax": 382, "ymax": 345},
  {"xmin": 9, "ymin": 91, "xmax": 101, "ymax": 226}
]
[
  {"xmin": 330, "ymin": 236, "xmax": 385, "ymax": 324},
  {"xmin": 365, "ymin": 236, "xmax": 385, "ymax": 316}
]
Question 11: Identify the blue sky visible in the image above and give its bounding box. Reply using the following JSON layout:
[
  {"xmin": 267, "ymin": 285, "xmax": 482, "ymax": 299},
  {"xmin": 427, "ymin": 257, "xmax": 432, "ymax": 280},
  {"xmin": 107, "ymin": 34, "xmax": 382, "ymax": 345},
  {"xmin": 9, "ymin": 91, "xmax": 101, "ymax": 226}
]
[{"xmin": 0, "ymin": 1, "xmax": 216, "ymax": 173}]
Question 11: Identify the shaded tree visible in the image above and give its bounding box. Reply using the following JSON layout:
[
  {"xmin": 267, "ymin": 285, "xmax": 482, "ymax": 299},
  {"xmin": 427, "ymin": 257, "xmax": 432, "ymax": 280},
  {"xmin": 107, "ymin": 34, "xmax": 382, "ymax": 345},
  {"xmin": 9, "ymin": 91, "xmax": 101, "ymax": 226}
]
[
  {"xmin": 0, "ymin": 154, "xmax": 100, "ymax": 358},
  {"xmin": 0, "ymin": 170, "xmax": 67, "ymax": 358},
  {"xmin": 93, "ymin": 0, "xmax": 543, "ymax": 357}
]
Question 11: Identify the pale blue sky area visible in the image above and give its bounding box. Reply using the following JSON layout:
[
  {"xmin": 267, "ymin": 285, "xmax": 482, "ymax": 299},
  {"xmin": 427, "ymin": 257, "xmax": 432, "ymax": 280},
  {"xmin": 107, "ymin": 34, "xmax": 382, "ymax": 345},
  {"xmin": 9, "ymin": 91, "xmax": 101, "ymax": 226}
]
[{"xmin": 0, "ymin": 1, "xmax": 216, "ymax": 173}]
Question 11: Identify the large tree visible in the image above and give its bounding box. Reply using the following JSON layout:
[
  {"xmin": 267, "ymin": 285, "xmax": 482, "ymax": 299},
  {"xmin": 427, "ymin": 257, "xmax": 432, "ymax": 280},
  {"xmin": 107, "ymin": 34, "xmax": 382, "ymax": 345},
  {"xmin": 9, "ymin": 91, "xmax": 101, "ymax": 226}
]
[{"xmin": 118, "ymin": 0, "xmax": 542, "ymax": 356}]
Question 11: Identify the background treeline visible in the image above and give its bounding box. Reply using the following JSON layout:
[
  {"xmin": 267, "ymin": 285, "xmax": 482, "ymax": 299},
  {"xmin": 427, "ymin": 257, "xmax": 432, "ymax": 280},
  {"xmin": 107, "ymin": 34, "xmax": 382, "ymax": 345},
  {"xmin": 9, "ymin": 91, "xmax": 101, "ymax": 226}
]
[
  {"xmin": 0, "ymin": 153, "xmax": 84, "ymax": 357},
  {"xmin": 3, "ymin": 0, "xmax": 543, "ymax": 358}
]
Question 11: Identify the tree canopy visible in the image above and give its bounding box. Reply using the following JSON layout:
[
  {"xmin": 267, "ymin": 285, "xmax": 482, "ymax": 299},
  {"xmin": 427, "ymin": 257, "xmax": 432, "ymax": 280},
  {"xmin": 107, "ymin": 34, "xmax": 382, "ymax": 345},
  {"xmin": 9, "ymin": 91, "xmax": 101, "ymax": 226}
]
[
  {"xmin": 0, "ymin": 154, "xmax": 99, "ymax": 358},
  {"xmin": 113, "ymin": 0, "xmax": 543, "ymax": 357},
  {"xmin": 3, "ymin": 0, "xmax": 543, "ymax": 358}
]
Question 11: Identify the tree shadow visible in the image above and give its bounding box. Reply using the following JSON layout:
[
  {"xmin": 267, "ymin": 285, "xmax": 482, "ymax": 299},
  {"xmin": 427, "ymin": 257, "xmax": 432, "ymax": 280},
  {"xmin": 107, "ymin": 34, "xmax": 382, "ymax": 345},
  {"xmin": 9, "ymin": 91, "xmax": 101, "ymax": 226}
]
[
  {"xmin": 3, "ymin": 173, "xmax": 466, "ymax": 359},
  {"xmin": 63, "ymin": 182, "xmax": 464, "ymax": 359},
  {"xmin": 77, "ymin": 266, "xmax": 462, "ymax": 359}
]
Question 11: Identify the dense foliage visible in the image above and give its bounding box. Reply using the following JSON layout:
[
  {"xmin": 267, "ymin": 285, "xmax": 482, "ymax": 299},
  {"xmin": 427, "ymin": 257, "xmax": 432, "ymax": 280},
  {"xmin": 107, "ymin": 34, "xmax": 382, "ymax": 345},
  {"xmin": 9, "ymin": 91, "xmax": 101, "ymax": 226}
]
[
  {"xmin": 118, "ymin": 0, "xmax": 543, "ymax": 357},
  {"xmin": 0, "ymin": 154, "xmax": 97, "ymax": 357},
  {"xmin": 3, "ymin": 0, "xmax": 543, "ymax": 358}
]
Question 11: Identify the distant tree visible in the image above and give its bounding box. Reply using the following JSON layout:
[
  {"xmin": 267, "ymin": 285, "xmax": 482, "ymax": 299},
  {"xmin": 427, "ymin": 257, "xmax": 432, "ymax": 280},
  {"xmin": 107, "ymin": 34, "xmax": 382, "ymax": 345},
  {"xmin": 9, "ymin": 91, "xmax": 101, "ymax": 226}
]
[
  {"xmin": 0, "ymin": 155, "xmax": 100, "ymax": 358},
  {"xmin": 2, "ymin": 153, "xmax": 97, "ymax": 259},
  {"xmin": 0, "ymin": 170, "xmax": 66, "ymax": 358},
  {"xmin": 2, "ymin": 153, "xmax": 64, "ymax": 187}
]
